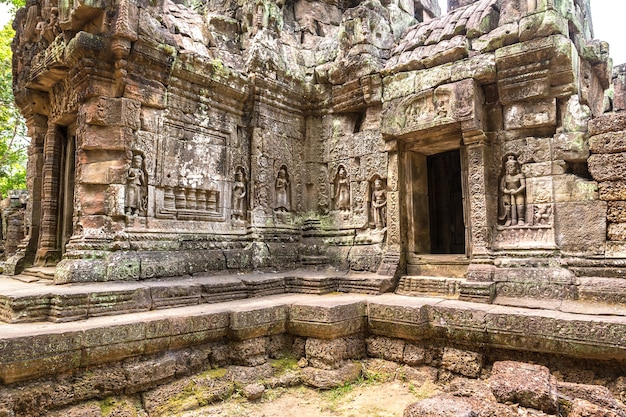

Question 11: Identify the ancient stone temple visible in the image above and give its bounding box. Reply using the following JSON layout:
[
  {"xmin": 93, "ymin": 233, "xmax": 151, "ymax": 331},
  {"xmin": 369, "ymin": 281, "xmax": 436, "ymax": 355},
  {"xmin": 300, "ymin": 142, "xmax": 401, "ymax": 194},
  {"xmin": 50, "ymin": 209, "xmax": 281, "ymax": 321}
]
[
  {"xmin": 7, "ymin": 0, "xmax": 613, "ymax": 295},
  {"xmin": 3, "ymin": 0, "xmax": 626, "ymax": 415}
]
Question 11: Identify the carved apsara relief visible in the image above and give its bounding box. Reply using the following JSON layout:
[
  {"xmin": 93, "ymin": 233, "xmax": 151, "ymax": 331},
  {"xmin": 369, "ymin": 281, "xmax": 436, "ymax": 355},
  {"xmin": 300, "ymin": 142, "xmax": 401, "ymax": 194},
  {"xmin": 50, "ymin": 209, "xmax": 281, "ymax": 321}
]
[
  {"xmin": 333, "ymin": 165, "xmax": 350, "ymax": 218},
  {"xmin": 232, "ymin": 166, "xmax": 248, "ymax": 223},
  {"xmin": 369, "ymin": 175, "xmax": 387, "ymax": 232},
  {"xmin": 125, "ymin": 154, "xmax": 147, "ymax": 216},
  {"xmin": 274, "ymin": 165, "xmax": 291, "ymax": 212}
]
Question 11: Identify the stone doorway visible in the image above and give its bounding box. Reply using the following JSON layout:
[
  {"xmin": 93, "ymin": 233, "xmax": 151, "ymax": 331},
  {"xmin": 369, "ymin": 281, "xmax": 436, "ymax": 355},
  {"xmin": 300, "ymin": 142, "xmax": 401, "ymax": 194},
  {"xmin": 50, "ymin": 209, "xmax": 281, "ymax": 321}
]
[
  {"xmin": 427, "ymin": 149, "xmax": 465, "ymax": 254},
  {"xmin": 57, "ymin": 126, "xmax": 76, "ymax": 256},
  {"xmin": 403, "ymin": 145, "xmax": 468, "ymax": 258}
]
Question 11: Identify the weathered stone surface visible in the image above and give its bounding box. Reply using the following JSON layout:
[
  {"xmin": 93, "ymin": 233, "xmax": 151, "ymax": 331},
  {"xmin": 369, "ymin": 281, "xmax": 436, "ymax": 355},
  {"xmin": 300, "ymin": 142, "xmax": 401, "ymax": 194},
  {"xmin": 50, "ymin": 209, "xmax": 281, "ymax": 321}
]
[
  {"xmin": 5, "ymin": 0, "xmax": 617, "ymax": 312},
  {"xmin": 288, "ymin": 297, "xmax": 366, "ymax": 338},
  {"xmin": 496, "ymin": 35, "xmax": 576, "ymax": 104},
  {"xmin": 608, "ymin": 201, "xmax": 626, "ymax": 223},
  {"xmin": 614, "ymin": 64, "xmax": 626, "ymax": 112},
  {"xmin": 305, "ymin": 336, "xmax": 365, "ymax": 369},
  {"xmin": 599, "ymin": 181, "xmax": 626, "ymax": 201},
  {"xmin": 403, "ymin": 394, "xmax": 481, "ymax": 417},
  {"xmin": 489, "ymin": 361, "xmax": 558, "ymax": 414},
  {"xmin": 568, "ymin": 398, "xmax": 624, "ymax": 417},
  {"xmin": 558, "ymin": 381, "xmax": 625, "ymax": 415},
  {"xmin": 555, "ymin": 201, "xmax": 606, "ymax": 254},
  {"xmin": 608, "ymin": 223, "xmax": 626, "ymax": 242},
  {"xmin": 552, "ymin": 132, "xmax": 589, "ymax": 162},
  {"xmin": 589, "ymin": 153, "xmax": 626, "ymax": 182},
  {"xmin": 440, "ymin": 347, "xmax": 482, "ymax": 378},
  {"xmin": 518, "ymin": 9, "xmax": 569, "ymax": 42},
  {"xmin": 4, "ymin": 0, "xmax": 626, "ymax": 412},
  {"xmin": 590, "ymin": 131, "xmax": 626, "ymax": 154},
  {"xmin": 300, "ymin": 361, "xmax": 362, "ymax": 389},
  {"xmin": 243, "ymin": 383, "xmax": 265, "ymax": 401},
  {"xmin": 590, "ymin": 113, "xmax": 626, "ymax": 136},
  {"xmin": 229, "ymin": 302, "xmax": 288, "ymax": 340},
  {"xmin": 503, "ymin": 99, "xmax": 557, "ymax": 130},
  {"xmin": 471, "ymin": 23, "xmax": 519, "ymax": 53},
  {"xmin": 365, "ymin": 336, "xmax": 405, "ymax": 363}
]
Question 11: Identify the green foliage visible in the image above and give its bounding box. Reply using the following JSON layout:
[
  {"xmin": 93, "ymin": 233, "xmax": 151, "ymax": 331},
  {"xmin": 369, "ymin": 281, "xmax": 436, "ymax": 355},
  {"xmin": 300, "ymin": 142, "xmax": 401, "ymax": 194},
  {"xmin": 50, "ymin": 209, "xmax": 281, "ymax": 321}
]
[
  {"xmin": 0, "ymin": 0, "xmax": 25, "ymax": 10},
  {"xmin": 0, "ymin": 17, "xmax": 28, "ymax": 199}
]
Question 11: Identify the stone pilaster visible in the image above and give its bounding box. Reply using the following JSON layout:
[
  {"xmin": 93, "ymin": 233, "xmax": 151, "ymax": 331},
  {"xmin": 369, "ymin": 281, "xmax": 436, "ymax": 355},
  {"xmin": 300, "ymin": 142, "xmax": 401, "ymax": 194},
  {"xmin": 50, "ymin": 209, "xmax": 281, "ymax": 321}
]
[
  {"xmin": 35, "ymin": 123, "xmax": 63, "ymax": 265},
  {"xmin": 463, "ymin": 135, "xmax": 493, "ymax": 257}
]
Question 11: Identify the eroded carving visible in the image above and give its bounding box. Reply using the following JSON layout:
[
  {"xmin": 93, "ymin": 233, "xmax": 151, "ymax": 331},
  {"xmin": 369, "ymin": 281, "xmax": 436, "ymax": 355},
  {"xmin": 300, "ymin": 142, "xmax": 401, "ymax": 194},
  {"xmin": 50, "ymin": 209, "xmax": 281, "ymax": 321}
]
[
  {"xmin": 370, "ymin": 177, "xmax": 387, "ymax": 231},
  {"xmin": 499, "ymin": 155, "xmax": 526, "ymax": 227},
  {"xmin": 275, "ymin": 166, "xmax": 291, "ymax": 213},
  {"xmin": 334, "ymin": 165, "xmax": 350, "ymax": 214},
  {"xmin": 232, "ymin": 167, "xmax": 248, "ymax": 223},
  {"xmin": 125, "ymin": 154, "xmax": 147, "ymax": 216}
]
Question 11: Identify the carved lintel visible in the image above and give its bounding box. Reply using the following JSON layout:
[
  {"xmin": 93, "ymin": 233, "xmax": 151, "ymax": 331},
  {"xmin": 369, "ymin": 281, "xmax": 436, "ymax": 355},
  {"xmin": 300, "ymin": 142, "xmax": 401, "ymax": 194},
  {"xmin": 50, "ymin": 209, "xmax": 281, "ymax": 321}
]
[{"xmin": 383, "ymin": 79, "xmax": 483, "ymax": 138}]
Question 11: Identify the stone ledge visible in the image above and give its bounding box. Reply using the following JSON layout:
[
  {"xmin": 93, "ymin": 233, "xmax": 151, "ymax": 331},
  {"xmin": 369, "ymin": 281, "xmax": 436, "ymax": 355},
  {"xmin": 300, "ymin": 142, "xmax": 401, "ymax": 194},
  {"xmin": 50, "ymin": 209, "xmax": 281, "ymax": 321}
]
[
  {"xmin": 4, "ymin": 293, "xmax": 626, "ymax": 386},
  {"xmin": 0, "ymin": 270, "xmax": 392, "ymax": 324}
]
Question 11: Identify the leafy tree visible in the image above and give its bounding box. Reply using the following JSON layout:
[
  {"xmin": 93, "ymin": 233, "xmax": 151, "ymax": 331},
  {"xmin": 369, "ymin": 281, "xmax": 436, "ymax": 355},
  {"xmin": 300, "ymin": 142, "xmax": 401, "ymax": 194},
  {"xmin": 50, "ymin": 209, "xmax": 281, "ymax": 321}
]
[
  {"xmin": 1, "ymin": 0, "xmax": 25, "ymax": 11},
  {"xmin": 0, "ymin": 3, "xmax": 28, "ymax": 199}
]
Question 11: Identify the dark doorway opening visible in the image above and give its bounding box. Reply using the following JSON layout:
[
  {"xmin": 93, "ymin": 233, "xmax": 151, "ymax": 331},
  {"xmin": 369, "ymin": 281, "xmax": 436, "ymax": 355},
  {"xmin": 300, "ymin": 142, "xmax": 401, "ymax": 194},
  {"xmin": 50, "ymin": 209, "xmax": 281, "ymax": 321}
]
[
  {"xmin": 427, "ymin": 149, "xmax": 465, "ymax": 254},
  {"xmin": 56, "ymin": 126, "xmax": 76, "ymax": 256}
]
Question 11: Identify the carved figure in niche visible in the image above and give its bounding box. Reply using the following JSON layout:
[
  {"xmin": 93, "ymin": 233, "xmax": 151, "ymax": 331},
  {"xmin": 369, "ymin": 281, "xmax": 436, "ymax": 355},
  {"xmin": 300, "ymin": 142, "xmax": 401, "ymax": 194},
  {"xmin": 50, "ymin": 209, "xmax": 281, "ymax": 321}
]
[
  {"xmin": 334, "ymin": 166, "xmax": 350, "ymax": 212},
  {"xmin": 43, "ymin": 7, "xmax": 59, "ymax": 44},
  {"xmin": 251, "ymin": 0, "xmax": 283, "ymax": 35},
  {"xmin": 274, "ymin": 166, "xmax": 291, "ymax": 212},
  {"xmin": 371, "ymin": 178, "xmax": 387, "ymax": 230},
  {"xmin": 500, "ymin": 155, "xmax": 526, "ymax": 227},
  {"xmin": 232, "ymin": 167, "xmax": 247, "ymax": 221},
  {"xmin": 125, "ymin": 154, "xmax": 146, "ymax": 216},
  {"xmin": 434, "ymin": 93, "xmax": 450, "ymax": 119},
  {"xmin": 36, "ymin": 7, "xmax": 59, "ymax": 46}
]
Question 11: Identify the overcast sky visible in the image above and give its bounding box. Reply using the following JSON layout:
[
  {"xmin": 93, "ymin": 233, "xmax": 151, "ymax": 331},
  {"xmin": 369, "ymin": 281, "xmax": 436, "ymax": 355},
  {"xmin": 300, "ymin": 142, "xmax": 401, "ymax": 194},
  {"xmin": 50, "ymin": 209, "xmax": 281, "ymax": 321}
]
[{"xmin": 0, "ymin": 1, "xmax": 624, "ymax": 63}]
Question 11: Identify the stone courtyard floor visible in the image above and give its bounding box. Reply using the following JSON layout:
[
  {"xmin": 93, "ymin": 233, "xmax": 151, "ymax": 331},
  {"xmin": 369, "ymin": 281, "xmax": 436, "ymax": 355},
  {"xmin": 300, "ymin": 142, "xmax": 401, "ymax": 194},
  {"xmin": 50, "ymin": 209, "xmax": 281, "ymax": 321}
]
[{"xmin": 178, "ymin": 381, "xmax": 422, "ymax": 417}]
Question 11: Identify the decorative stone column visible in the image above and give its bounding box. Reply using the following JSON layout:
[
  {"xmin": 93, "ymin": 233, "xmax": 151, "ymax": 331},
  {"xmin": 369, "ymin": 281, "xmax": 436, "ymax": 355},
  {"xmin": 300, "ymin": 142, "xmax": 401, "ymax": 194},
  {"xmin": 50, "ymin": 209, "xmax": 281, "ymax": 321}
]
[
  {"xmin": 35, "ymin": 123, "xmax": 63, "ymax": 265},
  {"xmin": 460, "ymin": 131, "xmax": 496, "ymax": 302},
  {"xmin": 463, "ymin": 134, "xmax": 493, "ymax": 257},
  {"xmin": 377, "ymin": 140, "xmax": 403, "ymax": 277},
  {"xmin": 3, "ymin": 113, "xmax": 47, "ymax": 274}
]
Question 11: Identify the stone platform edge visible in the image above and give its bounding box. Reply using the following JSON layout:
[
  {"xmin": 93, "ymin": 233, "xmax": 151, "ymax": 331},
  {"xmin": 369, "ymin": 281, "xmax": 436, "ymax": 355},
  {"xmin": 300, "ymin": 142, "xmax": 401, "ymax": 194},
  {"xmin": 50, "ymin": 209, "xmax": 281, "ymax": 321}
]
[{"xmin": 2, "ymin": 293, "xmax": 626, "ymax": 385}]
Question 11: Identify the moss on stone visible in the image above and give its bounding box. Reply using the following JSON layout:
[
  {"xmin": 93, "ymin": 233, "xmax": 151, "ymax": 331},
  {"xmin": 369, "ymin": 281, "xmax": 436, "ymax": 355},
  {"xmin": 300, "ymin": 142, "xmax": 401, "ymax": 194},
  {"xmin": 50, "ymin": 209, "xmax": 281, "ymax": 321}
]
[
  {"xmin": 98, "ymin": 396, "xmax": 139, "ymax": 417},
  {"xmin": 271, "ymin": 354, "xmax": 299, "ymax": 374}
]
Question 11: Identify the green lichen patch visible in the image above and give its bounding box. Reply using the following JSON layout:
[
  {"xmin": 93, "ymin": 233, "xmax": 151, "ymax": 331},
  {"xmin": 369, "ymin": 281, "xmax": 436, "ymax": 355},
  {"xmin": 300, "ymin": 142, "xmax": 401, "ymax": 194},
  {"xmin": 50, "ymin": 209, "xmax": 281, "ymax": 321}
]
[{"xmin": 270, "ymin": 354, "xmax": 299, "ymax": 375}]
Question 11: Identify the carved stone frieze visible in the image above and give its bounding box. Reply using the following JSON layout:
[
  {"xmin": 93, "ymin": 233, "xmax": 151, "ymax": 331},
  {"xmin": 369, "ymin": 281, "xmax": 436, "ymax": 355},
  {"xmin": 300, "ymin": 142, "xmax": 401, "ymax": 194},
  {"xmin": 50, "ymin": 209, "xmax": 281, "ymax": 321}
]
[{"xmin": 383, "ymin": 79, "xmax": 481, "ymax": 138}]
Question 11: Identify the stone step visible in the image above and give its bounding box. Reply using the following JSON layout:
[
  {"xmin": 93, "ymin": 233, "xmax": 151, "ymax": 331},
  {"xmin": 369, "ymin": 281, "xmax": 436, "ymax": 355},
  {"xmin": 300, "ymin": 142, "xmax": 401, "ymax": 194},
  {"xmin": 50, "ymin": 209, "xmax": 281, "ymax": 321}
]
[
  {"xmin": 21, "ymin": 267, "xmax": 56, "ymax": 281},
  {"xmin": 396, "ymin": 275, "xmax": 464, "ymax": 298},
  {"xmin": 406, "ymin": 254, "xmax": 469, "ymax": 278},
  {"xmin": 0, "ymin": 269, "xmax": 395, "ymax": 324}
]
